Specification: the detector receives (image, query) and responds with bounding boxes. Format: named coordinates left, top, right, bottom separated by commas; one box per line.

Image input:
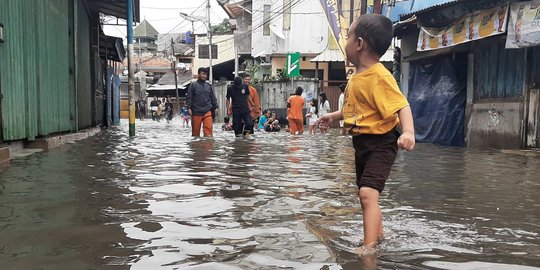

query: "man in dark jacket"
left=186, top=68, right=218, bottom=137
left=226, top=77, right=254, bottom=137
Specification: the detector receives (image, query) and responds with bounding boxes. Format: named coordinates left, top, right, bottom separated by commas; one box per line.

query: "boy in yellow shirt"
left=319, top=14, right=415, bottom=255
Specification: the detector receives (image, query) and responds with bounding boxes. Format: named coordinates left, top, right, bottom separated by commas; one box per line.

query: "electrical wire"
left=209, top=0, right=308, bottom=46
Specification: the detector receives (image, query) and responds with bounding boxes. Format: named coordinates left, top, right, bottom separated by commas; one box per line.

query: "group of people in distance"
left=137, top=96, right=174, bottom=124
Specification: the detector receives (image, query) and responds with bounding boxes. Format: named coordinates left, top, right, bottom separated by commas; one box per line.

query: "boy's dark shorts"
left=353, top=129, right=400, bottom=193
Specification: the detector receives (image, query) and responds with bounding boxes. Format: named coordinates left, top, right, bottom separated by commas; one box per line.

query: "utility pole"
left=360, top=0, right=368, bottom=15
left=207, top=0, right=213, bottom=84
left=171, top=38, right=180, bottom=115
left=127, top=0, right=135, bottom=136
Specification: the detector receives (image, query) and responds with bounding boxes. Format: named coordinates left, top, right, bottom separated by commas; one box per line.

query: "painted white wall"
left=193, top=34, right=236, bottom=76
left=251, top=0, right=328, bottom=56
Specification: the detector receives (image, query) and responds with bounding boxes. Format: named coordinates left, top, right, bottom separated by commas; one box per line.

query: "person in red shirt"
left=287, top=87, right=305, bottom=135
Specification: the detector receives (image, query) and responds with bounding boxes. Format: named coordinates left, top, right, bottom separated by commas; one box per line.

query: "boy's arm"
left=319, top=110, right=342, bottom=124
left=397, top=106, right=415, bottom=150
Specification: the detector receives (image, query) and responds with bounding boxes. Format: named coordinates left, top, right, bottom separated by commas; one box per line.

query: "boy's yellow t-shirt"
left=342, top=63, right=409, bottom=135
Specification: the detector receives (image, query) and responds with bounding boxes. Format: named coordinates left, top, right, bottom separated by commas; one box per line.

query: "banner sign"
left=319, top=0, right=347, bottom=55
left=417, top=3, right=509, bottom=51
left=506, top=0, right=540, bottom=48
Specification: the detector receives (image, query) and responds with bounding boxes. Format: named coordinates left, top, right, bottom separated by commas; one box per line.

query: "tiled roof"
left=121, top=56, right=172, bottom=69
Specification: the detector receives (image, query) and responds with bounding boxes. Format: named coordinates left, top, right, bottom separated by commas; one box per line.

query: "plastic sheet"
left=408, top=56, right=466, bottom=146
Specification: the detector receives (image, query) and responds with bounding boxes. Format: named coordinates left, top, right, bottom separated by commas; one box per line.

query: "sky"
left=103, top=0, right=228, bottom=40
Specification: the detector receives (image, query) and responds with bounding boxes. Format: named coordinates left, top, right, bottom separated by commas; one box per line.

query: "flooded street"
left=1, top=119, right=539, bottom=270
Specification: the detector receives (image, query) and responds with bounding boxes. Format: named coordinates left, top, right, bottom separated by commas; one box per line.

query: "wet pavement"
left=0, top=119, right=539, bottom=270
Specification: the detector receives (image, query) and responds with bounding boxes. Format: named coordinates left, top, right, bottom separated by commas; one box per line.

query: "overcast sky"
left=103, top=0, right=228, bottom=39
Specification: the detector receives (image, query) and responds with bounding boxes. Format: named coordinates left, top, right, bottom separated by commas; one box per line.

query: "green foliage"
left=211, top=19, right=232, bottom=34
left=245, top=60, right=260, bottom=77
left=277, top=64, right=289, bottom=82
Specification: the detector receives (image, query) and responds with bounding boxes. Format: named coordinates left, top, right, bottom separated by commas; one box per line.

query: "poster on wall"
left=506, top=0, right=540, bottom=48
left=417, top=3, right=509, bottom=51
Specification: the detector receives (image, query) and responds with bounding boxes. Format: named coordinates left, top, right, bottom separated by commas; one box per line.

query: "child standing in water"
left=306, top=99, right=319, bottom=134
left=319, top=14, right=415, bottom=255
left=180, top=103, right=190, bottom=128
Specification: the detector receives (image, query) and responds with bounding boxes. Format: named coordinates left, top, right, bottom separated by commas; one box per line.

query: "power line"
left=210, top=0, right=308, bottom=46
left=141, top=6, right=202, bottom=10
left=154, top=2, right=207, bottom=43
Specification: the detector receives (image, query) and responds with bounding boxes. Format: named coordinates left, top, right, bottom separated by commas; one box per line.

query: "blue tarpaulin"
left=408, top=55, right=466, bottom=146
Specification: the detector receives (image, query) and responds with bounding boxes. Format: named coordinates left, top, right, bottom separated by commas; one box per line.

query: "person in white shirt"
left=338, top=85, right=345, bottom=128
left=338, top=84, right=347, bottom=135
left=306, top=99, right=319, bottom=134
left=318, top=92, right=331, bottom=133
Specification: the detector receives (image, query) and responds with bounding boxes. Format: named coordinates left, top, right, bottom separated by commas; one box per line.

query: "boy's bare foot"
left=354, top=244, right=377, bottom=256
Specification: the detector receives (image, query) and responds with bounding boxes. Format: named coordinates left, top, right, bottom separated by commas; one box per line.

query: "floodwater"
left=0, top=119, right=539, bottom=270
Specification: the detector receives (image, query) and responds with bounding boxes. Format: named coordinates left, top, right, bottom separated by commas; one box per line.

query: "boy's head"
left=294, top=87, right=303, bottom=96
left=197, top=67, right=208, bottom=81
left=224, top=116, right=230, bottom=123
left=345, top=14, right=393, bottom=65
left=243, top=74, right=252, bottom=84
left=233, top=76, right=243, bottom=86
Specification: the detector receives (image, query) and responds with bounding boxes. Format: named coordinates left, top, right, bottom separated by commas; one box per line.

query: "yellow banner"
left=418, top=3, right=509, bottom=51
left=506, top=0, right=540, bottom=48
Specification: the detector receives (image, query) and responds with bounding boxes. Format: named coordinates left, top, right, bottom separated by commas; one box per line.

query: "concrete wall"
left=259, top=79, right=317, bottom=110
left=193, top=34, right=235, bottom=77
left=251, top=0, right=328, bottom=56
left=466, top=102, right=523, bottom=149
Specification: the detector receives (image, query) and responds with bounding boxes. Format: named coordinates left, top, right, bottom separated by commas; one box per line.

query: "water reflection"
left=0, top=120, right=539, bottom=269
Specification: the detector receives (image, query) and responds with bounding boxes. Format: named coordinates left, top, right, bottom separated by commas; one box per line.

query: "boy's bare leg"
left=378, top=209, right=384, bottom=243
left=356, top=187, right=381, bottom=255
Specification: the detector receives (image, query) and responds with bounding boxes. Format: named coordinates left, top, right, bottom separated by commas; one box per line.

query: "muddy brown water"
left=0, top=120, right=539, bottom=270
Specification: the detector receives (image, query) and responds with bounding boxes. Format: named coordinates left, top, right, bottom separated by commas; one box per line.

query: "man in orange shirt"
left=287, top=87, right=305, bottom=135
left=243, top=75, right=262, bottom=121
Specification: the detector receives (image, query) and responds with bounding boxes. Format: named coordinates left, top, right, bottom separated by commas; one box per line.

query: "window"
left=198, top=44, right=218, bottom=59
left=263, top=5, right=271, bottom=36
left=283, top=0, right=291, bottom=30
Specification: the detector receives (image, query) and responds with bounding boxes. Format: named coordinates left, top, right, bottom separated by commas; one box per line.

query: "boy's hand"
left=318, top=114, right=334, bottom=126
left=397, top=132, right=415, bottom=151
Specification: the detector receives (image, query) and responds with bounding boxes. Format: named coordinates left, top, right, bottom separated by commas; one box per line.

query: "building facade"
left=394, top=0, right=540, bottom=149
left=0, top=0, right=136, bottom=142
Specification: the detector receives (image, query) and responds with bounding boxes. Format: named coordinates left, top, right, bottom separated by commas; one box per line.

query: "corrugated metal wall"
left=75, top=0, right=93, bottom=129
left=474, top=39, right=526, bottom=99
left=0, top=0, right=72, bottom=140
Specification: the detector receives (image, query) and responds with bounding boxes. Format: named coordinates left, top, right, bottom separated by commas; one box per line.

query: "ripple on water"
left=2, top=119, right=539, bottom=269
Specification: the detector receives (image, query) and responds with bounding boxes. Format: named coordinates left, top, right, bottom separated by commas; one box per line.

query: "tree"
left=211, top=19, right=232, bottom=34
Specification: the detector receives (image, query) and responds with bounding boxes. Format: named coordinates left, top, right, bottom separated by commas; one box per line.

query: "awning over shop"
left=91, top=0, right=140, bottom=22
left=99, top=35, right=125, bottom=62
left=310, top=49, right=344, bottom=62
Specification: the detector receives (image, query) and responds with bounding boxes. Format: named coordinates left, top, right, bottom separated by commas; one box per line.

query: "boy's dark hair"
left=339, top=83, right=347, bottom=93
left=243, top=74, right=251, bottom=79
left=295, top=87, right=303, bottom=96
left=354, top=14, right=393, bottom=57
left=224, top=116, right=230, bottom=122
left=233, top=76, right=243, bottom=86
left=197, top=67, right=208, bottom=74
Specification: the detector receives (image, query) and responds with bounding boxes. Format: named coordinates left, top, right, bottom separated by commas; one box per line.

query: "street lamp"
left=180, top=5, right=213, bottom=84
